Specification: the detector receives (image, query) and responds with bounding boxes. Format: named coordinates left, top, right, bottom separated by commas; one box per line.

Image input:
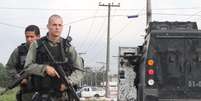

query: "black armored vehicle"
left=137, top=21, right=201, bottom=101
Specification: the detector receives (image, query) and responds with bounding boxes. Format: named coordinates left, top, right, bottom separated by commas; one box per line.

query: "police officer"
left=6, top=25, right=40, bottom=101
left=24, top=14, right=83, bottom=101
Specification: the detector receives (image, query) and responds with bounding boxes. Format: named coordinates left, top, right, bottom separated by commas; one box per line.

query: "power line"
left=78, top=7, right=100, bottom=51
left=0, top=7, right=104, bottom=11
left=1, top=12, right=201, bottom=30
left=152, top=13, right=201, bottom=16
left=153, top=7, right=201, bottom=10
left=84, top=18, right=107, bottom=53
left=183, top=10, right=201, bottom=20
left=0, top=22, right=24, bottom=29
left=0, top=7, right=201, bottom=11
left=83, top=4, right=118, bottom=53
left=1, top=12, right=200, bottom=28
left=64, top=15, right=130, bottom=26
left=110, top=21, right=133, bottom=40
left=0, top=15, right=127, bottom=30
left=87, top=45, right=106, bottom=64
left=0, top=7, right=134, bottom=11
left=111, top=7, right=141, bottom=40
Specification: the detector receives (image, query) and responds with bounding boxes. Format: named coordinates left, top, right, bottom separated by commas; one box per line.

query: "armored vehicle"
left=137, top=21, right=201, bottom=101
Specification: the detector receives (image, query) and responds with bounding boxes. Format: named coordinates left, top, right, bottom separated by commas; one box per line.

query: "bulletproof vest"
left=36, top=37, right=65, bottom=64
left=32, top=36, right=74, bottom=92
left=16, top=43, right=28, bottom=73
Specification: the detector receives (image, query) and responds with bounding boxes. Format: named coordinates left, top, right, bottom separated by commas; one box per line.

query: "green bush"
left=0, top=63, right=9, bottom=87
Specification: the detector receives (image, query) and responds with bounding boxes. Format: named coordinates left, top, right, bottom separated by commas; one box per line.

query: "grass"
left=0, top=88, right=109, bottom=101
left=0, top=88, right=17, bottom=101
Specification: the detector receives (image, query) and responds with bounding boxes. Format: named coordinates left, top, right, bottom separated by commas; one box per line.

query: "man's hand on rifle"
left=59, top=79, right=74, bottom=92
left=45, top=65, right=60, bottom=78
left=59, top=83, right=66, bottom=92
left=21, top=79, right=28, bottom=84
left=20, top=79, right=28, bottom=88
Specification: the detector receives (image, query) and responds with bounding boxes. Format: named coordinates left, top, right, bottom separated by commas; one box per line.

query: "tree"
left=96, top=71, right=106, bottom=86
left=0, top=63, right=8, bottom=87
left=82, top=67, right=106, bottom=86
left=81, top=66, right=106, bottom=87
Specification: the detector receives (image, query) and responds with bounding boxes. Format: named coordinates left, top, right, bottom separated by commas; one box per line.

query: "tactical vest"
left=31, top=36, right=74, bottom=92
left=16, top=43, right=28, bottom=73
left=16, top=43, right=34, bottom=92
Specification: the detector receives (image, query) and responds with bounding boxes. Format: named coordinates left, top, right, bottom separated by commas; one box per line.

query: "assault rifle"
left=41, top=26, right=81, bottom=101
left=42, top=42, right=80, bottom=101
left=0, top=71, right=28, bottom=95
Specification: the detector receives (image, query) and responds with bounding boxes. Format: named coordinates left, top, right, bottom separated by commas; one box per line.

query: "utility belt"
left=31, top=75, right=62, bottom=91
left=32, top=91, right=67, bottom=101
left=20, top=89, right=34, bottom=94
left=38, top=90, right=63, bottom=98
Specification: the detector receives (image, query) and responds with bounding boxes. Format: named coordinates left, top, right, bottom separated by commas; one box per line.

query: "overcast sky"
left=1, top=0, right=201, bottom=74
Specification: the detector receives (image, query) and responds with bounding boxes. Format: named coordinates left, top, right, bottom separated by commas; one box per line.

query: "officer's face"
left=47, top=17, right=63, bottom=37
left=25, top=31, right=40, bottom=45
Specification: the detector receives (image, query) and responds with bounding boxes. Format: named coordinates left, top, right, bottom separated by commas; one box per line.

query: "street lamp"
left=127, top=15, right=139, bottom=19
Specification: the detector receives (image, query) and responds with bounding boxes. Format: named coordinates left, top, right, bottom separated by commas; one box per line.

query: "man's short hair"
left=25, top=25, right=40, bottom=36
left=48, top=14, right=63, bottom=24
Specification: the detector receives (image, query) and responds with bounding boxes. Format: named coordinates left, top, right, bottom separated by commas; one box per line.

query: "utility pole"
left=146, top=0, right=152, bottom=26
left=99, top=2, right=120, bottom=98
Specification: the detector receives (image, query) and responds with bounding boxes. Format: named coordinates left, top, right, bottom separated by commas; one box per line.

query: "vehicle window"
left=84, top=88, right=89, bottom=91
left=91, top=87, right=97, bottom=91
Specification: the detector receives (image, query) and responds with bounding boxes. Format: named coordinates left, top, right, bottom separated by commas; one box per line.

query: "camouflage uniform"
left=6, top=43, right=34, bottom=101
left=24, top=36, right=84, bottom=101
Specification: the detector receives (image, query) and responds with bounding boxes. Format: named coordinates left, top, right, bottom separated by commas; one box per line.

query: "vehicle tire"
left=94, top=94, right=100, bottom=97
left=80, top=93, right=82, bottom=98
left=78, top=93, right=81, bottom=97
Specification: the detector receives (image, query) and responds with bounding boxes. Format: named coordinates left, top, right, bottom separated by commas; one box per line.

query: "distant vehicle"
left=78, top=86, right=105, bottom=98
